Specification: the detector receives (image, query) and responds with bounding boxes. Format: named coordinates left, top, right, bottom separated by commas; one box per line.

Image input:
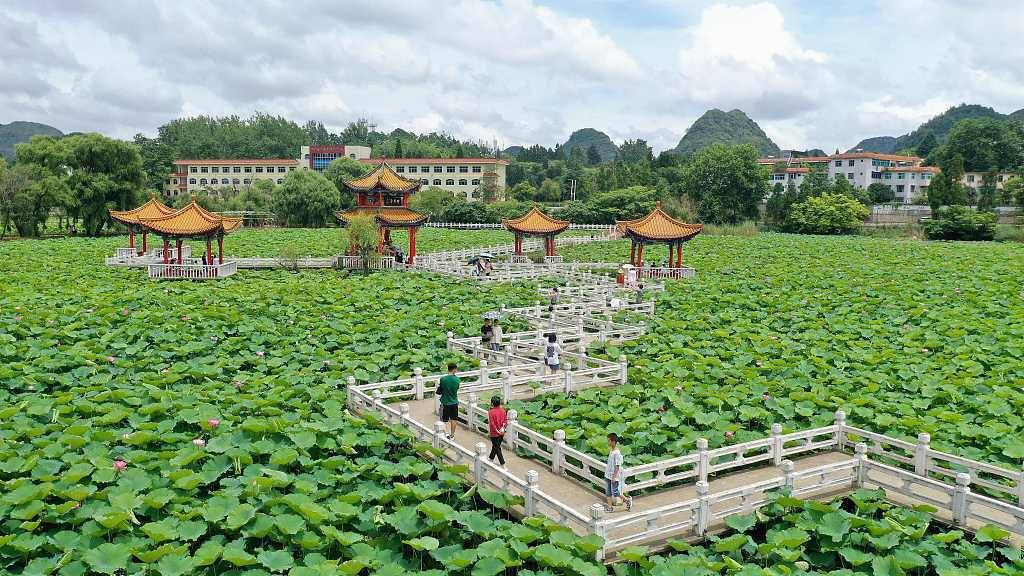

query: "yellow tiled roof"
left=343, top=161, right=420, bottom=193
left=336, top=207, right=428, bottom=227
left=616, top=202, right=703, bottom=242
left=503, top=206, right=569, bottom=235
left=138, top=199, right=243, bottom=236
left=108, top=195, right=176, bottom=226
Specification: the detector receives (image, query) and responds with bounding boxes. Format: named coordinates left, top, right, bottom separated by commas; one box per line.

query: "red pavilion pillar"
left=666, top=242, right=673, bottom=268
left=176, top=239, right=183, bottom=263
left=408, top=227, right=417, bottom=264
left=141, top=231, right=148, bottom=255
left=128, top=229, right=135, bottom=249
left=636, top=243, right=644, bottom=267
left=218, top=236, right=224, bottom=264
left=676, top=243, right=682, bottom=268
left=162, top=238, right=169, bottom=264
left=629, top=241, right=636, bottom=266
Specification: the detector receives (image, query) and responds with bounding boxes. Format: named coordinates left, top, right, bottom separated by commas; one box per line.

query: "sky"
left=2, top=0, right=1024, bottom=154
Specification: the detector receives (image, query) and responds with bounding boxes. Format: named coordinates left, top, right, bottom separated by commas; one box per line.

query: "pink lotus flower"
left=207, top=419, right=220, bottom=428
left=106, top=356, right=116, bottom=363
left=657, top=405, right=666, bottom=413
left=762, top=393, right=772, bottom=401
left=13, top=316, right=21, bottom=322
left=122, top=308, right=129, bottom=315
left=181, top=315, right=190, bottom=322
left=724, top=431, right=735, bottom=438
left=193, top=438, right=206, bottom=447
left=113, top=459, right=128, bottom=472
left=255, top=351, right=264, bottom=357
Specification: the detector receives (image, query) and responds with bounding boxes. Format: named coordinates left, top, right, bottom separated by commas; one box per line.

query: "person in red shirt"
left=487, top=395, right=508, bottom=467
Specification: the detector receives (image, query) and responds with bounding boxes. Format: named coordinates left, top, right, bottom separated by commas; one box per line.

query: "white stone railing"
left=425, top=222, right=615, bottom=232
left=336, top=255, right=401, bottom=271
left=234, top=257, right=338, bottom=269
left=637, top=266, right=696, bottom=280
left=147, top=260, right=237, bottom=280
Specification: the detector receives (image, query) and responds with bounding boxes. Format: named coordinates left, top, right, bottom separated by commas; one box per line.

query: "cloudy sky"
left=3, top=0, right=1023, bottom=153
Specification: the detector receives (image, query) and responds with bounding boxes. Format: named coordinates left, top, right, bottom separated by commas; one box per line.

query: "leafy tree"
left=536, top=178, right=562, bottom=202
left=437, top=198, right=494, bottom=223
left=343, top=214, right=379, bottom=269
left=585, top=144, right=601, bottom=166
left=410, top=186, right=457, bottom=219
left=680, top=143, right=766, bottom=224
left=507, top=181, right=537, bottom=202
left=0, top=162, right=67, bottom=237
left=922, top=206, right=996, bottom=240
left=867, top=182, right=895, bottom=204
left=936, top=117, right=1024, bottom=172
left=618, top=139, right=653, bottom=165
left=977, top=171, right=998, bottom=212
left=926, top=171, right=967, bottom=210
left=915, top=132, right=938, bottom=158
left=272, top=170, right=340, bottom=227
left=783, top=193, right=869, bottom=235
left=485, top=200, right=532, bottom=223
left=765, top=181, right=799, bottom=228
left=1001, top=175, right=1024, bottom=208
left=798, top=166, right=832, bottom=200
left=557, top=186, right=657, bottom=224
left=393, top=138, right=404, bottom=159
left=566, top=147, right=586, bottom=172
left=323, top=157, right=368, bottom=210
left=340, top=119, right=371, bottom=145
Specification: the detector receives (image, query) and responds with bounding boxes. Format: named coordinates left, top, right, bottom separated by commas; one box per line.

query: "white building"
left=761, top=152, right=937, bottom=203
left=165, top=159, right=299, bottom=196
left=359, top=157, right=509, bottom=200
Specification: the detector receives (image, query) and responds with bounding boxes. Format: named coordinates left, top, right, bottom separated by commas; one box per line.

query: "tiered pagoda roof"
left=616, top=202, right=703, bottom=242
left=108, top=194, right=176, bottom=227
left=344, top=161, right=420, bottom=193
left=138, top=199, right=243, bottom=237
left=336, top=207, right=428, bottom=228
left=503, top=206, right=569, bottom=235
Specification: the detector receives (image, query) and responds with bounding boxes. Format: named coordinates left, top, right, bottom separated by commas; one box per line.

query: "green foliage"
left=0, top=120, right=63, bottom=162
left=935, top=117, right=1024, bottom=172
left=783, top=193, right=868, bottom=235
left=618, top=139, right=653, bottom=165
left=437, top=198, right=495, bottom=223
left=506, top=181, right=537, bottom=202
left=344, top=214, right=379, bottom=265
left=674, top=109, right=781, bottom=158
left=1001, top=175, right=1024, bottom=208
left=272, top=170, right=340, bottom=227
left=562, top=128, right=618, bottom=163
left=680, top=143, right=766, bottom=224
left=898, top=103, right=1007, bottom=151
left=557, top=186, right=657, bottom=224
left=868, top=182, right=896, bottom=204
left=322, top=157, right=369, bottom=211
left=410, top=186, right=458, bottom=219
left=923, top=206, right=997, bottom=240
left=926, top=171, right=968, bottom=210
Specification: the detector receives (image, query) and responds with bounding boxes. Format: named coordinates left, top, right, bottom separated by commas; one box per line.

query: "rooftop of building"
left=883, top=166, right=940, bottom=173
left=358, top=157, right=509, bottom=165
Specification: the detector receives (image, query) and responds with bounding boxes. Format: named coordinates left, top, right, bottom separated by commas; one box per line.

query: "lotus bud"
left=207, top=419, right=220, bottom=428
left=107, top=356, right=116, bottom=363
left=113, top=459, right=128, bottom=472
left=724, top=431, right=735, bottom=438
left=193, top=438, right=206, bottom=447
left=256, top=351, right=265, bottom=357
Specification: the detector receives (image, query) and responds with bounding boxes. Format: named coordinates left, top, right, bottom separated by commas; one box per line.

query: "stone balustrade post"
left=1018, top=466, right=1024, bottom=507
left=474, top=441, right=487, bottom=484
left=913, top=432, right=931, bottom=476
left=771, top=423, right=784, bottom=466
left=854, top=442, right=868, bottom=488
left=446, top=331, right=455, bottom=351
left=552, top=429, right=566, bottom=475
left=525, top=470, right=539, bottom=516
left=468, top=393, right=479, bottom=433
left=502, top=373, right=512, bottom=402
left=563, top=363, right=573, bottom=395
left=534, top=300, right=541, bottom=319
left=479, top=360, right=488, bottom=389
left=413, top=367, right=424, bottom=400
left=399, top=402, right=410, bottom=427
left=588, top=504, right=606, bottom=560
left=433, top=421, right=445, bottom=450
left=696, top=438, right=710, bottom=483
left=834, top=410, right=847, bottom=450
left=372, top=389, right=384, bottom=413
left=782, top=460, right=795, bottom=489
left=952, top=473, right=971, bottom=526
left=695, top=480, right=710, bottom=537
left=507, top=409, right=519, bottom=449
left=345, top=376, right=357, bottom=409
left=618, top=355, right=628, bottom=385
left=503, top=343, right=511, bottom=366
left=577, top=316, right=585, bottom=340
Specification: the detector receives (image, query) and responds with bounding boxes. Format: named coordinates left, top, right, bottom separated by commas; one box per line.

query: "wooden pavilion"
left=108, top=193, right=176, bottom=257
left=616, top=202, right=702, bottom=274
left=136, top=197, right=243, bottom=279
left=502, top=206, right=569, bottom=262
left=336, top=161, right=427, bottom=264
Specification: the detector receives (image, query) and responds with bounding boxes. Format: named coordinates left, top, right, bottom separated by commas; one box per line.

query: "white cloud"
left=674, top=2, right=831, bottom=118
left=856, top=96, right=953, bottom=134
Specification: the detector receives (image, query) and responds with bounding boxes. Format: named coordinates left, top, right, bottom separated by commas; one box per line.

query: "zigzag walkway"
left=349, top=246, right=1024, bottom=558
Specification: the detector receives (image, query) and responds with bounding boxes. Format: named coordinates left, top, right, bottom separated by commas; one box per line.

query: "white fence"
left=426, top=222, right=615, bottom=232
left=147, top=260, right=238, bottom=280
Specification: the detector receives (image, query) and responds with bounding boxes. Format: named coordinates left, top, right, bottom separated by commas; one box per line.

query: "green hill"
left=1008, top=108, right=1024, bottom=125
left=849, top=104, right=1007, bottom=154
left=561, top=128, right=618, bottom=163
left=0, top=121, right=63, bottom=161
left=674, top=109, right=780, bottom=158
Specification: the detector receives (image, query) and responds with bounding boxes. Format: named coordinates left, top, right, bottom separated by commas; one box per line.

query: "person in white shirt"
left=545, top=333, right=562, bottom=373
left=604, top=432, right=632, bottom=512
left=491, top=319, right=503, bottom=351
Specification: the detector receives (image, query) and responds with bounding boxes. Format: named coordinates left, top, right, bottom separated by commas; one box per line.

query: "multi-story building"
left=165, top=147, right=508, bottom=200
left=358, top=157, right=509, bottom=200
left=760, top=152, right=936, bottom=203
left=165, top=159, right=300, bottom=196
left=961, top=171, right=1018, bottom=192
left=300, top=145, right=372, bottom=171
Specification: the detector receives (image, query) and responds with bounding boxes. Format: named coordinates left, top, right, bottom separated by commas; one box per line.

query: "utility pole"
left=570, top=179, right=577, bottom=201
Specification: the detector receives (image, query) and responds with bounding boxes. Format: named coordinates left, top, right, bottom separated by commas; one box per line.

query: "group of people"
left=475, top=258, right=492, bottom=276
left=480, top=318, right=503, bottom=351
left=435, top=357, right=632, bottom=513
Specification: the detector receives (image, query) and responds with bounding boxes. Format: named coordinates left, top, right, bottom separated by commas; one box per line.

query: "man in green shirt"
left=438, top=363, right=461, bottom=439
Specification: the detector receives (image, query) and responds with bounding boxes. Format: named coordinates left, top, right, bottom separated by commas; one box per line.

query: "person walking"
left=487, top=395, right=507, bottom=467
left=549, top=287, right=560, bottom=309
left=481, top=319, right=494, bottom=352
left=438, top=363, right=461, bottom=440
left=491, top=319, right=503, bottom=352
left=634, top=283, right=645, bottom=305
left=604, top=432, right=632, bottom=512
left=544, top=333, right=562, bottom=373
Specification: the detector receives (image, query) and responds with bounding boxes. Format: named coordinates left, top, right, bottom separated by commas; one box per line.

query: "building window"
left=255, top=167, right=264, bottom=173
left=446, top=179, right=455, bottom=185
left=266, top=167, right=275, bottom=173
left=233, top=178, right=240, bottom=185
left=199, top=178, right=207, bottom=185
left=349, top=154, right=356, bottom=158
left=201, top=167, right=209, bottom=173
left=189, top=178, right=196, bottom=184
left=190, top=166, right=198, bottom=173
left=471, top=179, right=480, bottom=185
left=834, top=160, right=842, bottom=167
left=884, top=173, right=892, bottom=179
left=966, top=174, right=975, bottom=182
left=420, top=179, right=429, bottom=184
left=303, top=154, right=309, bottom=159
left=289, top=167, right=295, bottom=171
left=396, top=166, right=405, bottom=172
left=221, top=178, right=229, bottom=184
left=212, top=167, right=219, bottom=173
left=277, top=167, right=286, bottom=173
left=408, top=166, right=418, bottom=173
left=277, top=179, right=283, bottom=184
left=472, top=166, right=481, bottom=173
left=896, top=185, right=905, bottom=193
left=898, top=173, right=905, bottom=180
left=233, top=166, right=241, bottom=173
left=459, top=166, right=468, bottom=173
left=433, top=179, right=442, bottom=185
left=433, top=166, right=442, bottom=173
left=421, top=166, right=429, bottom=173
left=847, top=160, right=854, bottom=166
left=222, top=166, right=230, bottom=173
left=446, top=166, right=455, bottom=173
left=243, top=178, right=251, bottom=185
left=244, top=167, right=252, bottom=173
left=458, top=179, right=468, bottom=185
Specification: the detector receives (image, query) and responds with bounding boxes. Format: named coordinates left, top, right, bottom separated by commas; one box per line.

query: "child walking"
left=604, top=432, right=632, bottom=512
left=487, top=396, right=507, bottom=467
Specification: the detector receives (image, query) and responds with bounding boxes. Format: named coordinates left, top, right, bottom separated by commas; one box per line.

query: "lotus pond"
left=1, top=230, right=1022, bottom=575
